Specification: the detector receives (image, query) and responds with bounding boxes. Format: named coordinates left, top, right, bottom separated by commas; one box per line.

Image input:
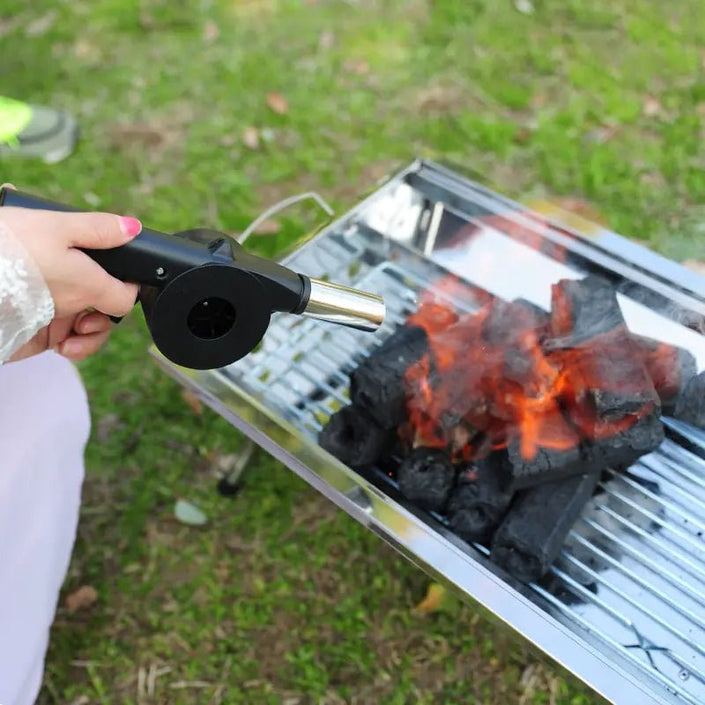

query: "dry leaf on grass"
left=203, top=20, right=219, bottom=42
left=266, top=92, right=289, bottom=114
left=642, top=95, right=662, bottom=117
left=343, top=58, right=370, bottom=75
left=412, top=582, right=447, bottom=613
left=319, top=29, right=334, bottom=50
left=181, top=389, right=203, bottom=415
left=242, top=126, right=260, bottom=150
left=65, top=585, right=98, bottom=613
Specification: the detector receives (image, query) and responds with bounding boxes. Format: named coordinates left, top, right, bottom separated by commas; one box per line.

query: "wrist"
left=0, top=218, right=55, bottom=363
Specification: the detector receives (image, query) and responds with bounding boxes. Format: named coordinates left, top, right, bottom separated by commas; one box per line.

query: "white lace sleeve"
left=0, top=220, right=54, bottom=363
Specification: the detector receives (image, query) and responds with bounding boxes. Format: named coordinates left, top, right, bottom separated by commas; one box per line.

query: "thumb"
left=54, top=210, right=142, bottom=249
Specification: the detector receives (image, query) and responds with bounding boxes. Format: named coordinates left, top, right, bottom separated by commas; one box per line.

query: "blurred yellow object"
left=413, top=582, right=448, bottom=614
left=525, top=197, right=609, bottom=238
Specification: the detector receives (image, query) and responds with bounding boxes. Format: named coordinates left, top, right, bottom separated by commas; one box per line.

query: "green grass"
left=2, top=0, right=704, bottom=702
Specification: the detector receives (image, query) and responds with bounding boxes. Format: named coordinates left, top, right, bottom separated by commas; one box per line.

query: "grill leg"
left=216, top=439, right=255, bottom=497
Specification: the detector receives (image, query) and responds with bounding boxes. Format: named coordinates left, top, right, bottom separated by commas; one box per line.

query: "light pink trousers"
left=0, top=351, right=89, bottom=705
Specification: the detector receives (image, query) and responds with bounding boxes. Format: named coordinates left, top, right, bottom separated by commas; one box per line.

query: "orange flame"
left=401, top=279, right=654, bottom=465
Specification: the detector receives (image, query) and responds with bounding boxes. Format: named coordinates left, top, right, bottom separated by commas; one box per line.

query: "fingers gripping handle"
left=0, top=188, right=216, bottom=325
left=0, top=188, right=204, bottom=287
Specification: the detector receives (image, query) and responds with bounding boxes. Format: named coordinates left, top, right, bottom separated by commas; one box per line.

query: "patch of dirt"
left=412, top=81, right=482, bottom=117
left=249, top=158, right=399, bottom=220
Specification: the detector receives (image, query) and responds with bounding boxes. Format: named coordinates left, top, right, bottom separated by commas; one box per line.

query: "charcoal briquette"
left=495, top=439, right=584, bottom=492
left=674, top=371, right=705, bottom=429
left=318, top=405, right=393, bottom=469
left=490, top=469, right=601, bottom=583
left=550, top=275, right=624, bottom=342
left=483, top=298, right=542, bottom=346
left=512, top=298, right=550, bottom=325
left=582, top=411, right=665, bottom=472
left=397, top=447, right=456, bottom=512
left=548, top=277, right=660, bottom=423
left=630, top=335, right=698, bottom=414
left=350, top=325, right=428, bottom=429
left=447, top=461, right=514, bottom=543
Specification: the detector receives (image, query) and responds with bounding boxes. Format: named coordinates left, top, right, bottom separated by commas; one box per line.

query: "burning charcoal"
left=483, top=298, right=542, bottom=346
left=674, top=371, right=705, bottom=429
left=513, top=298, right=550, bottom=324
left=397, top=447, right=456, bottom=512
left=582, top=412, right=665, bottom=472
left=447, top=461, right=514, bottom=543
left=491, top=470, right=601, bottom=583
left=547, top=277, right=660, bottom=427
left=350, top=325, right=428, bottom=429
left=630, top=335, right=698, bottom=414
left=549, top=275, right=624, bottom=342
left=319, top=405, right=393, bottom=469
left=495, top=438, right=584, bottom=492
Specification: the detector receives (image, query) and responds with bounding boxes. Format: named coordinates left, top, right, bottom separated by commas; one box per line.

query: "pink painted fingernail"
left=119, top=216, right=142, bottom=237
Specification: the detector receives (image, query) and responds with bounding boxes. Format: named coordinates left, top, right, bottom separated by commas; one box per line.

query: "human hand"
left=9, top=309, right=115, bottom=362
left=0, top=202, right=141, bottom=319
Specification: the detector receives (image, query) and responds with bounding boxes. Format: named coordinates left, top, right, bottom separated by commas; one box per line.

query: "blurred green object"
left=0, top=96, right=78, bottom=163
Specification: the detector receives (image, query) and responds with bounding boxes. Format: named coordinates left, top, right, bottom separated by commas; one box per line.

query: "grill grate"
left=221, top=225, right=705, bottom=705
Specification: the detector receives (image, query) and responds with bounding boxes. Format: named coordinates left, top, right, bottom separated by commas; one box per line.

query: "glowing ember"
left=402, top=276, right=661, bottom=465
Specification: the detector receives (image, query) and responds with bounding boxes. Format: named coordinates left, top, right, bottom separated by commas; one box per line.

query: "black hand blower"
left=0, top=188, right=386, bottom=370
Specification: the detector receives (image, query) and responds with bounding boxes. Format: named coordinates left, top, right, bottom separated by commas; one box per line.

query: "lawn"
left=2, top=0, right=704, bottom=703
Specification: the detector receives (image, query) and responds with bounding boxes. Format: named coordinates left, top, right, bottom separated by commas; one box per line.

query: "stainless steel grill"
left=155, top=160, right=705, bottom=705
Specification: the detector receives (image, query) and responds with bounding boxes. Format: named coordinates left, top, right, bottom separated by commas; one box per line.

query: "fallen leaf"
left=242, top=126, right=260, bottom=150
left=412, top=582, right=447, bottom=613
left=174, top=499, right=208, bottom=526
left=343, top=58, right=370, bottom=75
left=642, top=95, right=662, bottom=117
left=73, top=38, right=101, bottom=62
left=181, top=388, right=203, bottom=415
left=266, top=92, right=289, bottom=114
left=65, top=585, right=98, bottom=613
left=318, top=29, right=334, bottom=50
left=69, top=696, right=90, bottom=705
left=683, top=259, right=705, bottom=275
left=530, top=92, right=548, bottom=110
left=514, top=126, right=533, bottom=144
left=203, top=20, right=219, bottom=42
left=25, top=10, right=57, bottom=37
left=252, top=219, right=281, bottom=235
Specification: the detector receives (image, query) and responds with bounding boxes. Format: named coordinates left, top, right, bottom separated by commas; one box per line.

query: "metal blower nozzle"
left=301, top=278, right=386, bottom=332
